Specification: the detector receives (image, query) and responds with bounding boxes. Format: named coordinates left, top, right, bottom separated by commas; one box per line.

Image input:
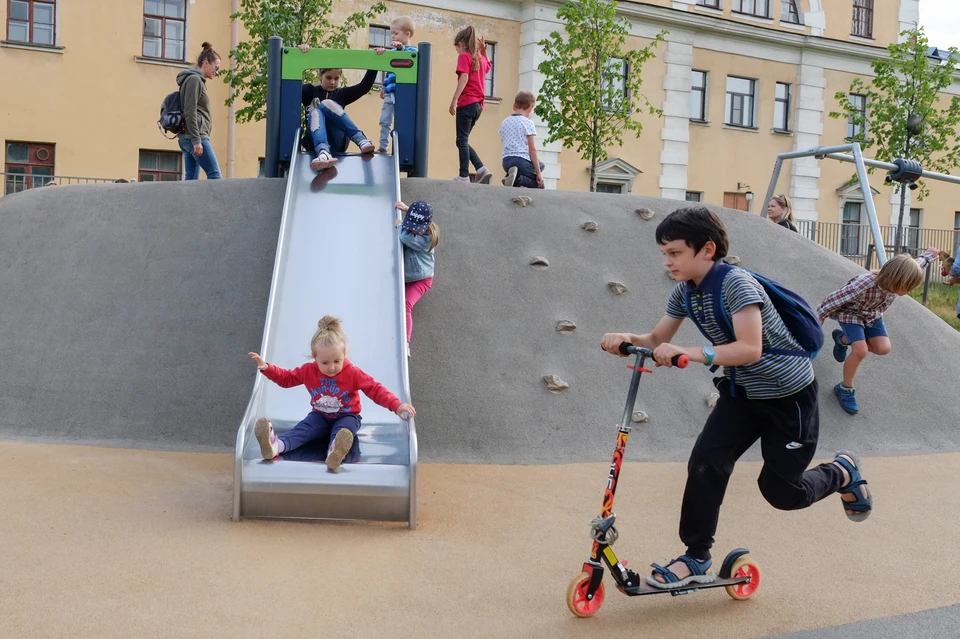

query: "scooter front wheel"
left=566, top=571, right=605, bottom=617
left=724, top=556, right=761, bottom=600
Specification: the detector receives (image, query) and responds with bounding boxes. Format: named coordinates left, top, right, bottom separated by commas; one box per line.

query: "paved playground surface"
left=2, top=180, right=959, bottom=637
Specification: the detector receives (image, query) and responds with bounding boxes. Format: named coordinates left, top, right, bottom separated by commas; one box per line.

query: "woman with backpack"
left=176, top=42, right=222, bottom=180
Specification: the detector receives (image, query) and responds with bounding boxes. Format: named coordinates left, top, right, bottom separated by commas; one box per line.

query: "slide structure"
left=232, top=134, right=417, bottom=528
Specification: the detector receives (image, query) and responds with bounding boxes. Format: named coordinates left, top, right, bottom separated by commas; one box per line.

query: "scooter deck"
left=618, top=575, right=750, bottom=597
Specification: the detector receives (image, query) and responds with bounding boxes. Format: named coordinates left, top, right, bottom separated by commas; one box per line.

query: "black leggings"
left=455, top=101, right=484, bottom=177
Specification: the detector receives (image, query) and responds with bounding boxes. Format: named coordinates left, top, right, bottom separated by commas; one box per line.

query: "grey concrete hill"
left=2, top=179, right=958, bottom=463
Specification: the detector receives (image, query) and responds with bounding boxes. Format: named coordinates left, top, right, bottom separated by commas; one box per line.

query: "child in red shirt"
left=449, top=26, right=492, bottom=184
left=248, top=315, right=416, bottom=471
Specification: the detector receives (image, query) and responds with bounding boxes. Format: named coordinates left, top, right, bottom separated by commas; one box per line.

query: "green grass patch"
left=910, top=282, right=960, bottom=330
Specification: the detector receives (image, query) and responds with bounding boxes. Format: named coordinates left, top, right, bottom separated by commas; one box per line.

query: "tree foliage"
left=535, top=0, right=665, bottom=191
left=224, top=0, right=385, bottom=123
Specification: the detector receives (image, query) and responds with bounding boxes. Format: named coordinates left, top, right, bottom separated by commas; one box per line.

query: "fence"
left=2, top=172, right=120, bottom=197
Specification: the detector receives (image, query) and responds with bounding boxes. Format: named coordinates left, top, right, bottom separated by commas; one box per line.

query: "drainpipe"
left=226, top=0, right=239, bottom=177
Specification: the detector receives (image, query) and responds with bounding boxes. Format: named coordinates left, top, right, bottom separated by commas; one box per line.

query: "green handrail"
left=280, top=47, right=418, bottom=82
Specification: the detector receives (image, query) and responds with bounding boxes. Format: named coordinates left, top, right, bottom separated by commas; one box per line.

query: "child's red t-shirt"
left=455, top=51, right=491, bottom=108
left=261, top=359, right=401, bottom=416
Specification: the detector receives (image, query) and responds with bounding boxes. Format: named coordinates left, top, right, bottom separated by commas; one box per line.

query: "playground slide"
left=232, top=135, right=417, bottom=528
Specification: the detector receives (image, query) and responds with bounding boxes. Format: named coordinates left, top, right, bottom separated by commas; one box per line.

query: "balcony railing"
left=2, top=172, right=122, bottom=197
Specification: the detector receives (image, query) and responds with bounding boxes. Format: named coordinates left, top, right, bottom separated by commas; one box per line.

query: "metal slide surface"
left=233, top=140, right=417, bottom=528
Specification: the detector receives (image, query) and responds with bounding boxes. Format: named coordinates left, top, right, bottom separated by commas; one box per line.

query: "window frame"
left=905, top=208, right=921, bottom=251
left=697, top=0, right=721, bottom=8
left=852, top=0, right=873, bottom=38
left=725, top=76, right=757, bottom=129
left=685, top=191, right=704, bottom=202
left=4, top=140, right=55, bottom=194
left=367, top=24, right=391, bottom=85
left=142, top=0, right=187, bottom=62
left=780, top=0, right=802, bottom=24
left=733, top=0, right=770, bottom=19
left=773, top=82, right=791, bottom=132
left=841, top=201, right=863, bottom=256
left=596, top=182, right=624, bottom=194
left=484, top=41, right=498, bottom=99
left=6, top=0, right=57, bottom=46
left=138, top=149, right=182, bottom=182
left=847, top=93, right=867, bottom=140
left=602, top=57, right=629, bottom=113
left=690, top=70, right=708, bottom=122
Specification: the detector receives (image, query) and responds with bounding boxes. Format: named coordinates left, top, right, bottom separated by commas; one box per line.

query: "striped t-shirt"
left=665, top=264, right=815, bottom=399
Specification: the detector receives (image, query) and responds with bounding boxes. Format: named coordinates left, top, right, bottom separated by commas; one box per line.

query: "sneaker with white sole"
left=325, top=429, right=354, bottom=472
left=356, top=138, right=375, bottom=154
left=503, top=166, right=518, bottom=187
left=310, top=150, right=338, bottom=171
left=452, top=176, right=470, bottom=183
left=254, top=417, right=280, bottom=460
left=475, top=166, right=492, bottom=184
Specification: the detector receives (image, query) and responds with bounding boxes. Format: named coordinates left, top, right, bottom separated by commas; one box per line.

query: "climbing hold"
left=544, top=375, right=569, bottom=393
left=631, top=411, right=649, bottom=423
left=556, top=320, right=577, bottom=332
left=608, top=281, right=627, bottom=295
left=512, top=196, right=533, bottom=207
left=707, top=392, right=720, bottom=408
left=582, top=221, right=598, bottom=233
left=636, top=208, right=655, bottom=221
left=530, top=256, right=550, bottom=269
left=723, top=255, right=741, bottom=266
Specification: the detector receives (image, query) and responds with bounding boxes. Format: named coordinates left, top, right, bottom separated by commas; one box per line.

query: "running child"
left=249, top=315, right=416, bottom=471
left=449, top=26, right=492, bottom=184
left=377, top=17, right=419, bottom=154
left=394, top=200, right=438, bottom=348
left=818, top=246, right=938, bottom=415
left=600, top=207, right=871, bottom=591
left=498, top=91, right=544, bottom=188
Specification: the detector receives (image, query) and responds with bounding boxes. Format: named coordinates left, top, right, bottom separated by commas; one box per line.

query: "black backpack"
left=158, top=87, right=184, bottom=138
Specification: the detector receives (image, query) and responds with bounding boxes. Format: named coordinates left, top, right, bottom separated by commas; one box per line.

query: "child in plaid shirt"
left=817, top=247, right=938, bottom=414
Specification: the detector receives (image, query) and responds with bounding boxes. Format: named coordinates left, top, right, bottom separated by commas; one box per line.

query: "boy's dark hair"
left=655, top=207, right=729, bottom=260
left=514, top=91, right=535, bottom=110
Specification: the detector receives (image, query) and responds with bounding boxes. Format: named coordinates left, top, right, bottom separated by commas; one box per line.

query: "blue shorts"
left=839, top=318, right=887, bottom=343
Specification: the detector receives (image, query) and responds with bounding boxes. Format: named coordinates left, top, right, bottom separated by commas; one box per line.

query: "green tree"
left=535, top=0, right=665, bottom=192
left=830, top=27, right=960, bottom=252
left=224, top=0, right=385, bottom=124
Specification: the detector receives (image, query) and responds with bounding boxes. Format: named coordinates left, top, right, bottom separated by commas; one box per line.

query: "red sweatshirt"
left=260, top=359, right=402, bottom=416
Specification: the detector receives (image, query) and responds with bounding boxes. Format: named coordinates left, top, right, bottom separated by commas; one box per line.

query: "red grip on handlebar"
left=674, top=354, right=689, bottom=369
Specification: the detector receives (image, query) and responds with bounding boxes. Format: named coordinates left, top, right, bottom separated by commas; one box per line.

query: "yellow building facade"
left=2, top=0, right=957, bottom=237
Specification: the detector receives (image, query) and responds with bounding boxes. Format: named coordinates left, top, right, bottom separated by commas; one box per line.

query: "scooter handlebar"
left=618, top=342, right=689, bottom=368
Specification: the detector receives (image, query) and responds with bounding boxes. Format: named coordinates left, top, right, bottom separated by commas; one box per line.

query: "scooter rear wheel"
left=724, top=556, right=761, bottom=600
left=566, top=571, right=605, bottom=617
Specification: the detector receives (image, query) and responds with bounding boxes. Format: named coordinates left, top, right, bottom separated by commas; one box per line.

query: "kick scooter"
left=566, top=343, right=761, bottom=617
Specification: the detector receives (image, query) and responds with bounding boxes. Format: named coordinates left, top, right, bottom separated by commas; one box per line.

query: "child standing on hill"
left=498, top=91, right=544, bottom=188
left=601, top=207, right=871, bottom=591
left=377, top=17, right=419, bottom=154
left=450, top=26, right=492, bottom=184
left=394, top=201, right=438, bottom=348
left=249, top=316, right=416, bottom=471
left=818, top=247, right=938, bottom=415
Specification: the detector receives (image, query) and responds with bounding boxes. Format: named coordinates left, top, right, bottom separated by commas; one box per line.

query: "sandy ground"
left=1, top=441, right=958, bottom=639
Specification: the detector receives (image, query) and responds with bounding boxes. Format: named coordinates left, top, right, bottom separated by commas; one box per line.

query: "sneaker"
left=255, top=417, right=280, bottom=460
left=325, top=429, right=354, bottom=472
left=376, top=148, right=388, bottom=154
left=310, top=150, right=338, bottom=171
left=834, top=383, right=859, bottom=415
left=452, top=176, right=470, bottom=183
left=475, top=166, right=493, bottom=184
left=503, top=166, right=518, bottom=187
left=831, top=329, right=849, bottom=363
left=356, top=138, right=375, bottom=154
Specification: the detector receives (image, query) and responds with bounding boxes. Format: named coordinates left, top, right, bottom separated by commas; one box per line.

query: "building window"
left=847, top=93, right=867, bottom=140
left=852, top=0, right=873, bottom=38
left=602, top=58, right=628, bottom=112
left=774, top=82, right=791, bottom=131
left=484, top=42, right=498, bottom=98
left=685, top=191, right=703, bottom=202
left=781, top=0, right=802, bottom=23
left=725, top=76, right=756, bottom=128
left=596, top=183, right=623, bottom=194
left=4, top=141, right=54, bottom=194
left=143, top=0, right=186, bottom=61
left=138, top=150, right=182, bottom=181
left=697, top=0, right=721, bottom=8
left=733, top=0, right=770, bottom=18
left=368, top=25, right=391, bottom=84
left=904, top=208, right=921, bottom=251
left=690, top=70, right=708, bottom=122
left=841, top=201, right=862, bottom=255
left=7, top=0, right=57, bottom=46
left=258, top=158, right=265, bottom=177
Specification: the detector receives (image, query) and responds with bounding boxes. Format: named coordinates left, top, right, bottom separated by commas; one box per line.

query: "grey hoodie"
left=176, top=68, right=212, bottom=143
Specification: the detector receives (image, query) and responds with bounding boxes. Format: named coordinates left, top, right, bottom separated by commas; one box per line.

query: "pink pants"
left=405, top=277, right=433, bottom=342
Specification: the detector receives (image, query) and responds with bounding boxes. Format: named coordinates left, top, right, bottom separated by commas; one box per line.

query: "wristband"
left=702, top=345, right=716, bottom=367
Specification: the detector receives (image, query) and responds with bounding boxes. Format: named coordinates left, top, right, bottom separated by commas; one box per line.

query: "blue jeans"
left=502, top=156, right=544, bottom=189
left=952, top=260, right=960, bottom=317
left=178, top=137, right=222, bottom=180
left=839, top=318, right=887, bottom=344
left=308, top=101, right=365, bottom=155
left=279, top=411, right=361, bottom=462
